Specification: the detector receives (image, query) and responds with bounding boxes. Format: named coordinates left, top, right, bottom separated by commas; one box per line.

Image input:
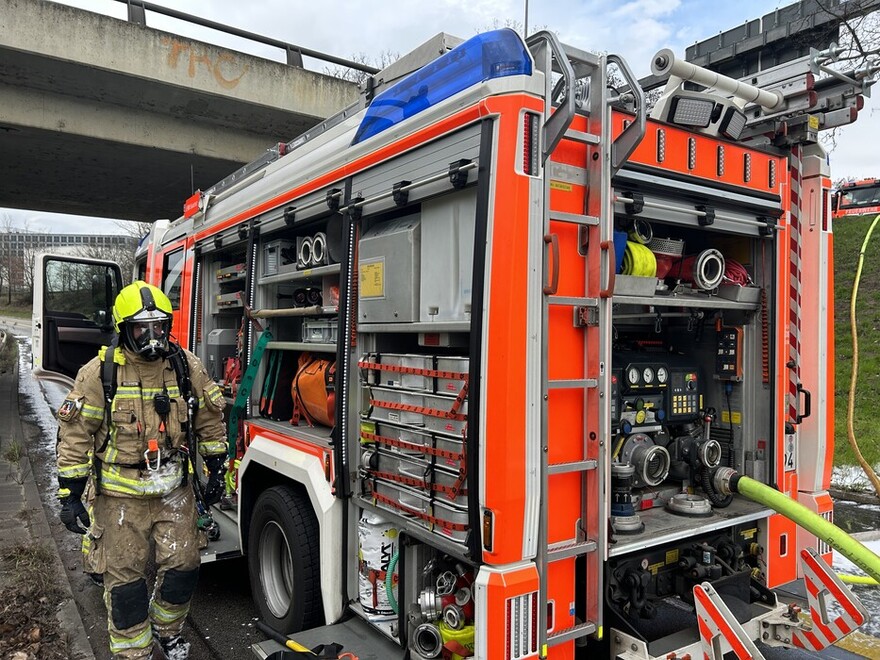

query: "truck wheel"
left=248, top=486, right=324, bottom=632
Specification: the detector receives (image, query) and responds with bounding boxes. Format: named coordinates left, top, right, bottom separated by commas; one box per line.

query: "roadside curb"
left=19, top=448, right=97, bottom=660
left=2, top=333, right=97, bottom=660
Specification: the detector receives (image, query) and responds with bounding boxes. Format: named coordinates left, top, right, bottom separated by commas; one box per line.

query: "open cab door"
left=32, top=254, right=123, bottom=388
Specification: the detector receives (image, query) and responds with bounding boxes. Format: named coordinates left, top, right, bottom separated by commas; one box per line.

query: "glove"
left=58, top=476, right=89, bottom=534
left=60, top=498, right=90, bottom=534
left=203, top=455, right=226, bottom=506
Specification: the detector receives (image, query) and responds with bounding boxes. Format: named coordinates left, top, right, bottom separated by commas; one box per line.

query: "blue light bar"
left=352, top=29, right=532, bottom=145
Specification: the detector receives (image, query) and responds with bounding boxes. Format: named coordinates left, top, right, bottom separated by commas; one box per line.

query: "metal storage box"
left=359, top=420, right=465, bottom=471
left=358, top=215, right=420, bottom=323
left=718, top=285, right=762, bottom=303
left=368, top=480, right=469, bottom=543
left=215, top=291, right=244, bottom=309
left=613, top=274, right=657, bottom=297
left=362, top=449, right=466, bottom=506
left=360, top=354, right=469, bottom=396
left=436, top=356, right=469, bottom=395
left=366, top=387, right=468, bottom=436
left=215, top=263, right=246, bottom=282
left=263, top=239, right=294, bottom=276
left=206, top=329, right=237, bottom=375
left=361, top=353, right=434, bottom=391
left=419, top=190, right=476, bottom=322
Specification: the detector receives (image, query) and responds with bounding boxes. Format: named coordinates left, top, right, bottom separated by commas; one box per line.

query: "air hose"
left=385, top=549, right=400, bottom=615
left=713, top=468, right=880, bottom=583
left=846, top=214, right=880, bottom=498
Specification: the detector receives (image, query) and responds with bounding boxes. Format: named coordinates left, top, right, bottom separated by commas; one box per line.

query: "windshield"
left=839, top=184, right=880, bottom=208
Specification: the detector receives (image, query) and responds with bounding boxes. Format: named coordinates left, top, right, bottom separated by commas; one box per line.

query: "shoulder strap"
left=96, top=335, right=119, bottom=454
left=168, top=344, right=196, bottom=414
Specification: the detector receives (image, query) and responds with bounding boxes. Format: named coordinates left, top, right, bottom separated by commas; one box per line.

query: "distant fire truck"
left=33, top=27, right=879, bottom=660
left=832, top=178, right=880, bottom=219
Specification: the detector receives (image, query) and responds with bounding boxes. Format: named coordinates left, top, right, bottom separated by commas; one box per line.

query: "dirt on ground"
left=0, top=541, right=72, bottom=660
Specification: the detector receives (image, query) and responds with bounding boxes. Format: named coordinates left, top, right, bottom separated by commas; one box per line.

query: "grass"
left=833, top=215, right=880, bottom=468
left=0, top=329, right=17, bottom=375
left=0, top=303, right=31, bottom=320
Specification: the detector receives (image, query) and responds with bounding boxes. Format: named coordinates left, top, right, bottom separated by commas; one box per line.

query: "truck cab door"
left=32, top=254, right=123, bottom=387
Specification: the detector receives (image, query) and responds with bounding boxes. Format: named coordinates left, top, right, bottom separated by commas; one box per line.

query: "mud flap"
left=693, top=582, right=764, bottom=659
left=790, top=547, right=869, bottom=651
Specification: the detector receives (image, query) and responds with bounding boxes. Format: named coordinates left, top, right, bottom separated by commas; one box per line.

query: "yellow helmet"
left=112, top=281, right=173, bottom=359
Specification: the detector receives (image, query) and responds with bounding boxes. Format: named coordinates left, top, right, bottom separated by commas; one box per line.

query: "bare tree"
left=0, top=213, right=33, bottom=305
left=74, top=221, right=148, bottom=287
left=323, top=50, right=400, bottom=86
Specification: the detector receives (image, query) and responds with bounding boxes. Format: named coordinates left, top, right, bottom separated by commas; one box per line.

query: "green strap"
left=266, top=349, right=284, bottom=415
left=260, top=349, right=279, bottom=405
left=227, top=328, right=273, bottom=458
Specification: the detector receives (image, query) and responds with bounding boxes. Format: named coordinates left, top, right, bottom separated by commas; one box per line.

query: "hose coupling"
left=713, top=466, right=738, bottom=496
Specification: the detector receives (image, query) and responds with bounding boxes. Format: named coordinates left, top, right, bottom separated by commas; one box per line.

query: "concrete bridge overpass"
left=0, top=0, right=362, bottom=221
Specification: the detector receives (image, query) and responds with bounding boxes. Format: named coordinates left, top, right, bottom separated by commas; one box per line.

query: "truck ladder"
left=530, top=32, right=647, bottom=654
left=528, top=33, right=605, bottom=656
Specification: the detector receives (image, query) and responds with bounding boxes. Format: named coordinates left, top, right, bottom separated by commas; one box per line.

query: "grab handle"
left=599, top=240, right=616, bottom=298
left=796, top=384, right=812, bottom=424
left=544, top=234, right=560, bottom=295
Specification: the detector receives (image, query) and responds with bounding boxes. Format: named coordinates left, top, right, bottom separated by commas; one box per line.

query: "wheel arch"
left=239, top=435, right=344, bottom=624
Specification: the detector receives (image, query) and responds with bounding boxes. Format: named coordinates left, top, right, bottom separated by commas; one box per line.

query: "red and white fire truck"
left=33, top=27, right=879, bottom=660
left=832, top=177, right=880, bottom=219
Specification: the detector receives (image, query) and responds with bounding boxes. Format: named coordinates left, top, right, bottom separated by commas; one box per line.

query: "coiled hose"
left=846, top=214, right=880, bottom=498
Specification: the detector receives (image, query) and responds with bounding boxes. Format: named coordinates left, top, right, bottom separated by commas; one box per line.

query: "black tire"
left=247, top=485, right=324, bottom=632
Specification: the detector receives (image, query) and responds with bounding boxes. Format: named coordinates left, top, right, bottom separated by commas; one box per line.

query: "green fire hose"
left=715, top=469, right=880, bottom=583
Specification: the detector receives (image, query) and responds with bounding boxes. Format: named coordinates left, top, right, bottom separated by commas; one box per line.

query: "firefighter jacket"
left=56, top=344, right=227, bottom=498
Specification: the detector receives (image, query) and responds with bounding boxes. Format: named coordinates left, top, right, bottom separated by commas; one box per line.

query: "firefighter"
left=55, top=281, right=227, bottom=659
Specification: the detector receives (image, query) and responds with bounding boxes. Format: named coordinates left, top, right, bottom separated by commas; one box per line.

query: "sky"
left=6, top=0, right=880, bottom=233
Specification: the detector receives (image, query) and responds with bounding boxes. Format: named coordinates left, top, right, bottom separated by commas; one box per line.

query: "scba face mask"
left=125, top=318, right=171, bottom=360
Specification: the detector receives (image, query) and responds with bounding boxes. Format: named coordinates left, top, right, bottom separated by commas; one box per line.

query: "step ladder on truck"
left=31, top=25, right=880, bottom=660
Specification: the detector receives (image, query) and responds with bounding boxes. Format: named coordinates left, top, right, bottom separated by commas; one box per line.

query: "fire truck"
left=831, top=178, right=880, bottom=219
left=32, top=27, right=880, bottom=660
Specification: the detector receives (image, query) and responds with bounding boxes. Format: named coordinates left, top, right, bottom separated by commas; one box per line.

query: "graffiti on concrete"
left=161, top=37, right=250, bottom=89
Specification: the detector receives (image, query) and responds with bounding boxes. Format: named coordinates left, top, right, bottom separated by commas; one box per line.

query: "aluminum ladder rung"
left=548, top=296, right=598, bottom=307
left=564, top=128, right=601, bottom=145
left=548, top=378, right=597, bottom=390
left=548, top=459, right=598, bottom=475
left=550, top=211, right=599, bottom=226
left=547, top=539, right=597, bottom=561
left=547, top=621, right=598, bottom=647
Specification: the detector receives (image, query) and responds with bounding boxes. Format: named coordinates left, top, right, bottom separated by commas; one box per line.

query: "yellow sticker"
left=648, top=561, right=664, bottom=575
left=721, top=410, right=743, bottom=425
left=666, top=549, right=679, bottom=564
left=549, top=180, right=573, bottom=192
left=808, top=115, right=820, bottom=130
left=359, top=260, right=385, bottom=298
left=741, top=528, right=757, bottom=539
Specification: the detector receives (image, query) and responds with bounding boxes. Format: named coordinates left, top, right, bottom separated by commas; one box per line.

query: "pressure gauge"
left=642, top=367, right=654, bottom=384
left=657, top=367, right=668, bottom=384
left=627, top=366, right=640, bottom=385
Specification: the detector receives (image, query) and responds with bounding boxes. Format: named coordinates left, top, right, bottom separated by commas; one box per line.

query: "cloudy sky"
left=6, top=0, right=880, bottom=233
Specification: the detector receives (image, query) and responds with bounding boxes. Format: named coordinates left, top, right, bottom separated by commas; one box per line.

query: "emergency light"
left=353, top=29, right=533, bottom=145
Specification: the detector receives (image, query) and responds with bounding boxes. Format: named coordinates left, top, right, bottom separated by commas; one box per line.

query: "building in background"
left=0, top=231, right=138, bottom=303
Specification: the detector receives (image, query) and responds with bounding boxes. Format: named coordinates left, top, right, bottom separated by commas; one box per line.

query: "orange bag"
left=291, top=352, right=336, bottom=427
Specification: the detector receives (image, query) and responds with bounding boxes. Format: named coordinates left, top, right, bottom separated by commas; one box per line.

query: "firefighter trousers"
left=90, top=484, right=201, bottom=658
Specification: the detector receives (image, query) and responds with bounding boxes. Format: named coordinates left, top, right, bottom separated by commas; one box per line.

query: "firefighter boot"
left=158, top=635, right=190, bottom=659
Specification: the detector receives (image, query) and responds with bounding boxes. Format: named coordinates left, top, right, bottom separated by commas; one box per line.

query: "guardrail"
left=115, top=0, right=379, bottom=74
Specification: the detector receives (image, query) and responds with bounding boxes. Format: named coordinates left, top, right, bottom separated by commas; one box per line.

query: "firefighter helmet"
left=112, top=281, right=173, bottom=360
